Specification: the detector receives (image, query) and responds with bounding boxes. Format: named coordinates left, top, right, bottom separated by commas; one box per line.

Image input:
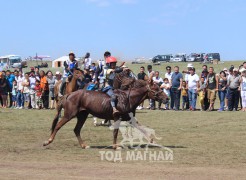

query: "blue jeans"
left=218, top=90, right=226, bottom=110
left=188, top=89, right=197, bottom=109
left=17, top=90, right=24, bottom=107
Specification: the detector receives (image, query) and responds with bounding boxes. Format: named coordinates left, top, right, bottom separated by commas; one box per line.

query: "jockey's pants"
left=106, top=89, right=116, bottom=108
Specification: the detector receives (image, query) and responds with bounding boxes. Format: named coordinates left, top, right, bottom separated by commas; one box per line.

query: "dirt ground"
left=1, top=103, right=246, bottom=179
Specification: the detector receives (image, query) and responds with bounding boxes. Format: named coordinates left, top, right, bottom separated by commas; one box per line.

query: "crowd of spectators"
left=0, top=67, right=62, bottom=109
left=137, top=61, right=246, bottom=112
left=1, top=61, right=246, bottom=112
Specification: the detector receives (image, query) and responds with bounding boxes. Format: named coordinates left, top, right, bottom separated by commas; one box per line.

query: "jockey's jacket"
left=96, top=65, right=123, bottom=89
left=63, top=59, right=78, bottom=77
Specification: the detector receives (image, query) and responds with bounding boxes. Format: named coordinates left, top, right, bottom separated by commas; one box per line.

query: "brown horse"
left=43, top=79, right=169, bottom=149
left=54, top=69, right=84, bottom=107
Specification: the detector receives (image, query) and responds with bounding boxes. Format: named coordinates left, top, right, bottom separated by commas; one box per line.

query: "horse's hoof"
left=43, top=141, right=49, bottom=146
left=116, top=146, right=122, bottom=151
left=81, top=145, right=90, bottom=149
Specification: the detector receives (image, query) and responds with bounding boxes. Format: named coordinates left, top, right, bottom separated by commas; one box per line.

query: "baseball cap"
left=239, top=67, right=246, bottom=73
left=55, top=71, right=61, bottom=75
left=233, top=68, right=239, bottom=72
left=187, top=63, right=194, bottom=68
left=223, top=68, right=228, bottom=71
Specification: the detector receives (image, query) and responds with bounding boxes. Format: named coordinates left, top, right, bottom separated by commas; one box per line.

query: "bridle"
left=146, top=84, right=163, bottom=99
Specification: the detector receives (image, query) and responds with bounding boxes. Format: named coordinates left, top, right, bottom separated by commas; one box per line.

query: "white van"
left=0, top=55, right=27, bottom=69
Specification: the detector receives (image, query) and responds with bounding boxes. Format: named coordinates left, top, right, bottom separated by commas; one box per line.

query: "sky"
left=0, top=0, right=246, bottom=60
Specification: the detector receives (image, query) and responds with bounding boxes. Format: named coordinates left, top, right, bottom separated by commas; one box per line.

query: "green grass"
left=0, top=108, right=246, bottom=179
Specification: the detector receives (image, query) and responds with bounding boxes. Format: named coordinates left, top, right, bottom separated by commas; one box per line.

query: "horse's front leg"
left=112, top=119, right=121, bottom=150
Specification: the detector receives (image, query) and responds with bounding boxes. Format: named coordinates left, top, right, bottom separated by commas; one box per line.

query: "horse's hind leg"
left=74, top=111, right=89, bottom=149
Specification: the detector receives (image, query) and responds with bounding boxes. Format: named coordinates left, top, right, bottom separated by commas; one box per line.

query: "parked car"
left=170, top=53, right=186, bottom=62
left=131, top=58, right=146, bottom=64
left=0, top=55, right=27, bottom=69
left=152, top=55, right=172, bottom=63
left=187, top=53, right=205, bottom=62
left=205, top=53, right=221, bottom=62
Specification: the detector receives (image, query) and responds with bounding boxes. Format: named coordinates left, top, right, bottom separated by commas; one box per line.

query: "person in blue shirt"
left=6, top=70, right=15, bottom=108
left=60, top=52, right=78, bottom=94
left=170, top=66, right=183, bottom=111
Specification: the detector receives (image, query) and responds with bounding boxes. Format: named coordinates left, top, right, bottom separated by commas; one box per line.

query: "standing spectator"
left=225, top=67, right=234, bottom=110
left=35, top=67, right=40, bottom=79
left=0, top=72, right=8, bottom=108
left=35, top=80, right=43, bottom=109
left=165, top=66, right=173, bottom=81
left=198, top=76, right=206, bottom=111
left=243, top=62, right=246, bottom=69
left=227, top=68, right=241, bottom=111
left=170, top=66, right=183, bottom=111
left=137, top=66, right=148, bottom=110
left=137, top=66, right=148, bottom=81
left=16, top=71, right=24, bottom=109
left=152, top=71, right=163, bottom=110
left=40, top=70, right=49, bottom=109
left=187, top=67, right=199, bottom=111
left=6, top=70, right=15, bottom=108
left=11, top=80, right=18, bottom=108
left=240, top=68, right=246, bottom=111
left=47, top=70, right=56, bottom=109
left=206, top=67, right=218, bottom=111
left=217, top=71, right=227, bottom=111
left=23, top=73, right=30, bottom=109
left=223, top=68, right=229, bottom=76
left=147, top=65, right=155, bottom=109
left=181, top=81, right=188, bottom=110
left=84, top=52, right=92, bottom=70
left=160, top=78, right=171, bottom=110
left=29, top=71, right=36, bottom=109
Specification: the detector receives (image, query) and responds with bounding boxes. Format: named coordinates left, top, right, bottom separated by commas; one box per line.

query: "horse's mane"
left=132, top=79, right=147, bottom=88
left=114, top=70, right=147, bottom=90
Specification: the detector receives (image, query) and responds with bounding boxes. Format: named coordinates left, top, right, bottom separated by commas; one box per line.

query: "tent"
left=52, top=56, right=68, bottom=68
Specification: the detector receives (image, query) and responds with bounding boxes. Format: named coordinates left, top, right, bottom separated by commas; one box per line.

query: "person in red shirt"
left=34, top=80, right=42, bottom=109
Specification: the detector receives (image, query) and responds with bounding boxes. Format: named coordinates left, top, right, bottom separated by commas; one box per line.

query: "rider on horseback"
left=95, top=51, right=124, bottom=117
left=60, top=52, right=78, bottom=94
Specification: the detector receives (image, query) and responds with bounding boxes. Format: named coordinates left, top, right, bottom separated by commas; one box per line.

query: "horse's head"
left=147, top=80, right=169, bottom=104
left=73, top=69, right=84, bottom=81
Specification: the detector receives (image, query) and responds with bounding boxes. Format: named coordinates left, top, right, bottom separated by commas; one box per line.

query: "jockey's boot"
left=113, top=107, right=120, bottom=117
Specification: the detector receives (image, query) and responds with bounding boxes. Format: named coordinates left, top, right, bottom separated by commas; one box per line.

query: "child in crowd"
left=161, top=78, right=171, bottom=110
left=12, top=80, right=18, bottom=108
left=240, top=69, right=246, bottom=111
left=198, top=76, right=206, bottom=111
left=34, top=80, right=43, bottom=109
left=181, top=81, right=188, bottom=110
left=23, top=73, right=30, bottom=109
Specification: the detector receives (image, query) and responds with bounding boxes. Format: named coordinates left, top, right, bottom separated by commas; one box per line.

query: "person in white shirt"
left=83, top=52, right=92, bottom=70
left=152, top=71, right=164, bottom=110
left=29, top=72, right=37, bottom=109
left=22, top=73, right=30, bottom=109
left=187, top=67, right=199, bottom=110
left=16, top=71, right=25, bottom=109
left=161, top=78, right=171, bottom=109
left=165, top=66, right=173, bottom=81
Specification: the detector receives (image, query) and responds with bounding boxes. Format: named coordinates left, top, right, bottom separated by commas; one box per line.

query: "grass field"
left=1, top=60, right=246, bottom=179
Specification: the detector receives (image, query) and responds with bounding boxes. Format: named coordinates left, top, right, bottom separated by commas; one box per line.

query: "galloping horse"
left=54, top=69, right=84, bottom=106
left=43, top=79, right=169, bottom=149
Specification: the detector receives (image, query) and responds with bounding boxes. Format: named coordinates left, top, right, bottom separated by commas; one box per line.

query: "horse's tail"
left=51, top=95, right=66, bottom=133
